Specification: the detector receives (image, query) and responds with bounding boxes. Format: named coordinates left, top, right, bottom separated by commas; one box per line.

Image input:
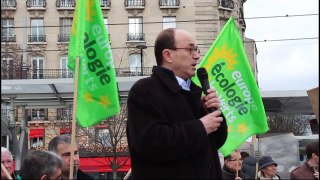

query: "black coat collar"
left=151, top=66, right=202, bottom=95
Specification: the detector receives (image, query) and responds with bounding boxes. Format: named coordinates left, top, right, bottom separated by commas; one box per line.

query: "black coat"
left=77, top=170, right=93, bottom=180
left=61, top=169, right=93, bottom=180
left=127, top=66, right=228, bottom=179
left=241, top=156, right=257, bottom=180
left=222, top=165, right=240, bottom=180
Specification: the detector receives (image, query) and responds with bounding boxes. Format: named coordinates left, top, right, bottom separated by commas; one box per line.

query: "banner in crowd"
left=68, top=0, right=120, bottom=127
left=193, top=17, right=268, bottom=156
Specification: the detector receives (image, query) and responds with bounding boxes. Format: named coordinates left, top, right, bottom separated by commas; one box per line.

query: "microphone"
left=197, top=67, right=216, bottom=112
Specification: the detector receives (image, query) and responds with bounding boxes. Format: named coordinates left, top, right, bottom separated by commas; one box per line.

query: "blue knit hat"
left=258, top=156, right=278, bottom=170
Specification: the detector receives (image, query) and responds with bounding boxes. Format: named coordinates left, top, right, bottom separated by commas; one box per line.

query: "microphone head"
left=197, top=67, right=208, bottom=80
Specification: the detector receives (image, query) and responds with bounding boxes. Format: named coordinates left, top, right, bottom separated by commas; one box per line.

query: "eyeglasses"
left=171, top=47, right=200, bottom=55
left=229, top=158, right=243, bottom=162
left=1, top=160, right=13, bottom=164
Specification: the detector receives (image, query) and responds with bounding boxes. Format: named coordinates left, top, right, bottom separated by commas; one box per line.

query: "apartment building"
left=1, top=0, right=256, bottom=177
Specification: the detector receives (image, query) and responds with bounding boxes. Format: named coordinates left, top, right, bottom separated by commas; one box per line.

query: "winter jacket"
left=126, top=66, right=228, bottom=179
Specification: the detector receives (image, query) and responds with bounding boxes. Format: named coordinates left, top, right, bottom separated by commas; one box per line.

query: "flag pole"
left=236, top=157, right=239, bottom=178
left=69, top=56, right=80, bottom=180
left=1, top=163, right=12, bottom=180
left=123, top=168, right=132, bottom=180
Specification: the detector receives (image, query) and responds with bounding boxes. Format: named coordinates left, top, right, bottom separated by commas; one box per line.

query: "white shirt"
left=176, top=76, right=191, bottom=91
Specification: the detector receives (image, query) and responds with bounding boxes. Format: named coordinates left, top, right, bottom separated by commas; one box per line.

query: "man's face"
left=226, top=151, right=242, bottom=172
left=56, top=143, right=79, bottom=178
left=170, top=29, right=200, bottom=80
left=1, top=152, right=13, bottom=179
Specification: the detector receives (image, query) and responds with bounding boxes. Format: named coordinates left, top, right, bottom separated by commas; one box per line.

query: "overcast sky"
left=243, top=0, right=319, bottom=91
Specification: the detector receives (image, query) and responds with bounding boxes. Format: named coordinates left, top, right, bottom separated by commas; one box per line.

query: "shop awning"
left=29, top=129, right=44, bottom=138
left=80, top=157, right=131, bottom=172
left=60, top=128, right=71, bottom=134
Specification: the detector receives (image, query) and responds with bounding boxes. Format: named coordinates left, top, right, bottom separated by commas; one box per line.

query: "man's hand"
left=314, top=171, right=319, bottom=179
left=201, top=89, right=220, bottom=111
left=200, top=111, right=223, bottom=134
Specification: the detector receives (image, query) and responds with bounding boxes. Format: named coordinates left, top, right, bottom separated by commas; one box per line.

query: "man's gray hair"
left=20, top=150, right=63, bottom=179
left=48, top=134, right=72, bottom=153
left=1, top=147, right=13, bottom=160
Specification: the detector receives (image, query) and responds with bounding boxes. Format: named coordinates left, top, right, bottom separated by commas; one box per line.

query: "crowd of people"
left=1, top=135, right=93, bottom=180
left=2, top=138, right=318, bottom=180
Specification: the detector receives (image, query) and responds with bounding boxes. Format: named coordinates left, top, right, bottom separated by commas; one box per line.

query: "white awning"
left=1, top=78, right=315, bottom=115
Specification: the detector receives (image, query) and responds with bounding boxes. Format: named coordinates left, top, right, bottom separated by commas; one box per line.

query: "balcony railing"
left=58, top=34, right=70, bottom=42
left=56, top=0, right=75, bottom=8
left=26, top=0, right=46, bottom=8
left=124, top=0, right=145, bottom=7
left=100, top=0, right=111, bottom=7
left=218, top=0, right=234, bottom=9
left=159, top=0, right=179, bottom=7
left=1, top=67, right=153, bottom=80
left=1, top=35, right=16, bottom=42
left=1, top=0, right=17, bottom=8
left=127, top=33, right=145, bottom=41
left=28, top=35, right=46, bottom=43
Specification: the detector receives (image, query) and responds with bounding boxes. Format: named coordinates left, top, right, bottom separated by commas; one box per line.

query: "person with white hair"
left=1, top=147, right=15, bottom=180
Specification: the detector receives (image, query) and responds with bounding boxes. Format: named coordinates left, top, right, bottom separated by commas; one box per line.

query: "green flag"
left=68, top=0, right=120, bottom=127
left=192, top=17, right=268, bottom=156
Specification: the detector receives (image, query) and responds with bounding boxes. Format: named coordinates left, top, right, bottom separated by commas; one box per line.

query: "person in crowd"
left=257, top=156, right=281, bottom=180
left=48, top=135, right=93, bottom=180
left=240, top=151, right=250, bottom=160
left=240, top=151, right=257, bottom=180
left=222, top=150, right=243, bottom=180
left=126, top=28, right=228, bottom=179
left=290, top=141, right=319, bottom=180
left=1, top=147, right=16, bottom=180
left=19, top=150, right=62, bottom=180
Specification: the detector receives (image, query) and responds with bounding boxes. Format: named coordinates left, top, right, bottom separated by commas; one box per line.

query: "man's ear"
left=40, top=174, right=48, bottom=180
left=162, top=49, right=173, bottom=63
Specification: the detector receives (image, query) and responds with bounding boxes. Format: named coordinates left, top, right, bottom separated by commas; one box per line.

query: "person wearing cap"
left=257, top=156, right=281, bottom=180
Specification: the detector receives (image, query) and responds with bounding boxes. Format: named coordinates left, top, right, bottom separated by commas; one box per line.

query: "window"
left=30, top=137, right=43, bottom=148
left=60, top=56, right=72, bottom=78
left=97, top=129, right=111, bottom=147
left=1, top=19, right=15, bottom=42
left=128, top=53, right=141, bottom=74
left=29, top=0, right=44, bottom=7
left=32, top=56, right=44, bottom=79
left=161, top=0, right=179, bottom=6
left=128, top=17, right=143, bottom=41
left=163, top=16, right=176, bottom=30
left=1, top=57, right=14, bottom=79
left=30, top=18, right=45, bottom=42
left=220, top=0, right=234, bottom=9
left=59, top=18, right=72, bottom=42
left=127, top=0, right=143, bottom=6
left=31, top=109, right=45, bottom=120
left=2, top=0, right=16, bottom=7
left=57, top=108, right=73, bottom=120
left=100, top=0, right=109, bottom=7
left=58, top=0, right=74, bottom=7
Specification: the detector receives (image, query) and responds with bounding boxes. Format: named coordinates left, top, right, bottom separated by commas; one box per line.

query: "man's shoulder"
left=77, top=170, right=94, bottom=180
left=290, top=165, right=304, bottom=174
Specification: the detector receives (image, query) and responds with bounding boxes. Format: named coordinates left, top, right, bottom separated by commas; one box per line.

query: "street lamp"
left=135, top=44, right=147, bottom=76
